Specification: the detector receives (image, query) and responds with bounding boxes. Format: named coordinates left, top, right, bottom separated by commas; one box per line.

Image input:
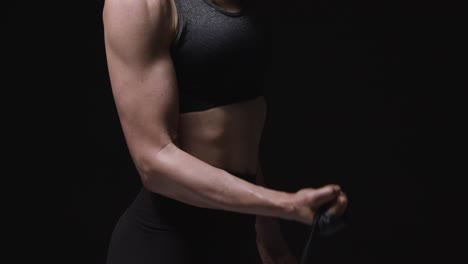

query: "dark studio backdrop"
left=76, top=0, right=462, bottom=263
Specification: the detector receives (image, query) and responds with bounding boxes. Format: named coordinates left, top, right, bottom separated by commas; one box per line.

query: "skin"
left=103, top=0, right=348, bottom=262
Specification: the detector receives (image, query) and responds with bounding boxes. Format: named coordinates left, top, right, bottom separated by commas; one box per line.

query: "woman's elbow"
left=132, top=143, right=176, bottom=194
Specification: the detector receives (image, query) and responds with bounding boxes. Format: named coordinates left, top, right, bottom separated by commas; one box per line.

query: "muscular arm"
left=103, top=0, right=295, bottom=220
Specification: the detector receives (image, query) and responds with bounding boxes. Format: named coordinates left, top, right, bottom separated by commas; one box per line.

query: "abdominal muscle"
left=174, top=96, right=267, bottom=175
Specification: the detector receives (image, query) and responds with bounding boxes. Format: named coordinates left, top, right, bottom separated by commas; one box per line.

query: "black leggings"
left=106, top=172, right=262, bottom=264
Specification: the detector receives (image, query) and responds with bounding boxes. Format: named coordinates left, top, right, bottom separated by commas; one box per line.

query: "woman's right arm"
left=102, top=0, right=342, bottom=225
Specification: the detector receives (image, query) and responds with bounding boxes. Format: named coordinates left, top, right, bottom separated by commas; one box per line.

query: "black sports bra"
left=170, top=0, right=272, bottom=113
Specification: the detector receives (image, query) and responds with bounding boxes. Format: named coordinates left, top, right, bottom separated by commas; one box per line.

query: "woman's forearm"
left=139, top=143, right=295, bottom=220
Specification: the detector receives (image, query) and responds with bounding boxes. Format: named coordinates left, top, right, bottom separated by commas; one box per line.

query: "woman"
left=103, top=0, right=348, bottom=263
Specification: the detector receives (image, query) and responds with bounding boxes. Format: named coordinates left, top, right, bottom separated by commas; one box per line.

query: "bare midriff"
left=175, top=96, right=266, bottom=176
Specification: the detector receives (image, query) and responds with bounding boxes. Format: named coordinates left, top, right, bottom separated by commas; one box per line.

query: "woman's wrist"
left=270, top=190, right=297, bottom=221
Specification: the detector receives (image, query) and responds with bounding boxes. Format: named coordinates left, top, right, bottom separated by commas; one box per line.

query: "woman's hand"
left=290, top=185, right=348, bottom=226
left=255, top=216, right=298, bottom=264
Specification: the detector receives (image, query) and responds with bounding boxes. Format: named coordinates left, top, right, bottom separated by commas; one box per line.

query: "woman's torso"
left=176, top=96, right=267, bottom=175
left=169, top=0, right=271, bottom=175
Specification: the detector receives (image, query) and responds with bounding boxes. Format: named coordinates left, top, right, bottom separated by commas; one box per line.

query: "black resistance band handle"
left=299, top=209, right=349, bottom=264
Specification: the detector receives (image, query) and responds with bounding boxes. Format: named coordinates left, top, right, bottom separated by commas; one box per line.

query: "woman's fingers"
left=325, top=191, right=348, bottom=218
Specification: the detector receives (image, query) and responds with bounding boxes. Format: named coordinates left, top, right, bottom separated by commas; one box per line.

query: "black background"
left=6, top=0, right=463, bottom=263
